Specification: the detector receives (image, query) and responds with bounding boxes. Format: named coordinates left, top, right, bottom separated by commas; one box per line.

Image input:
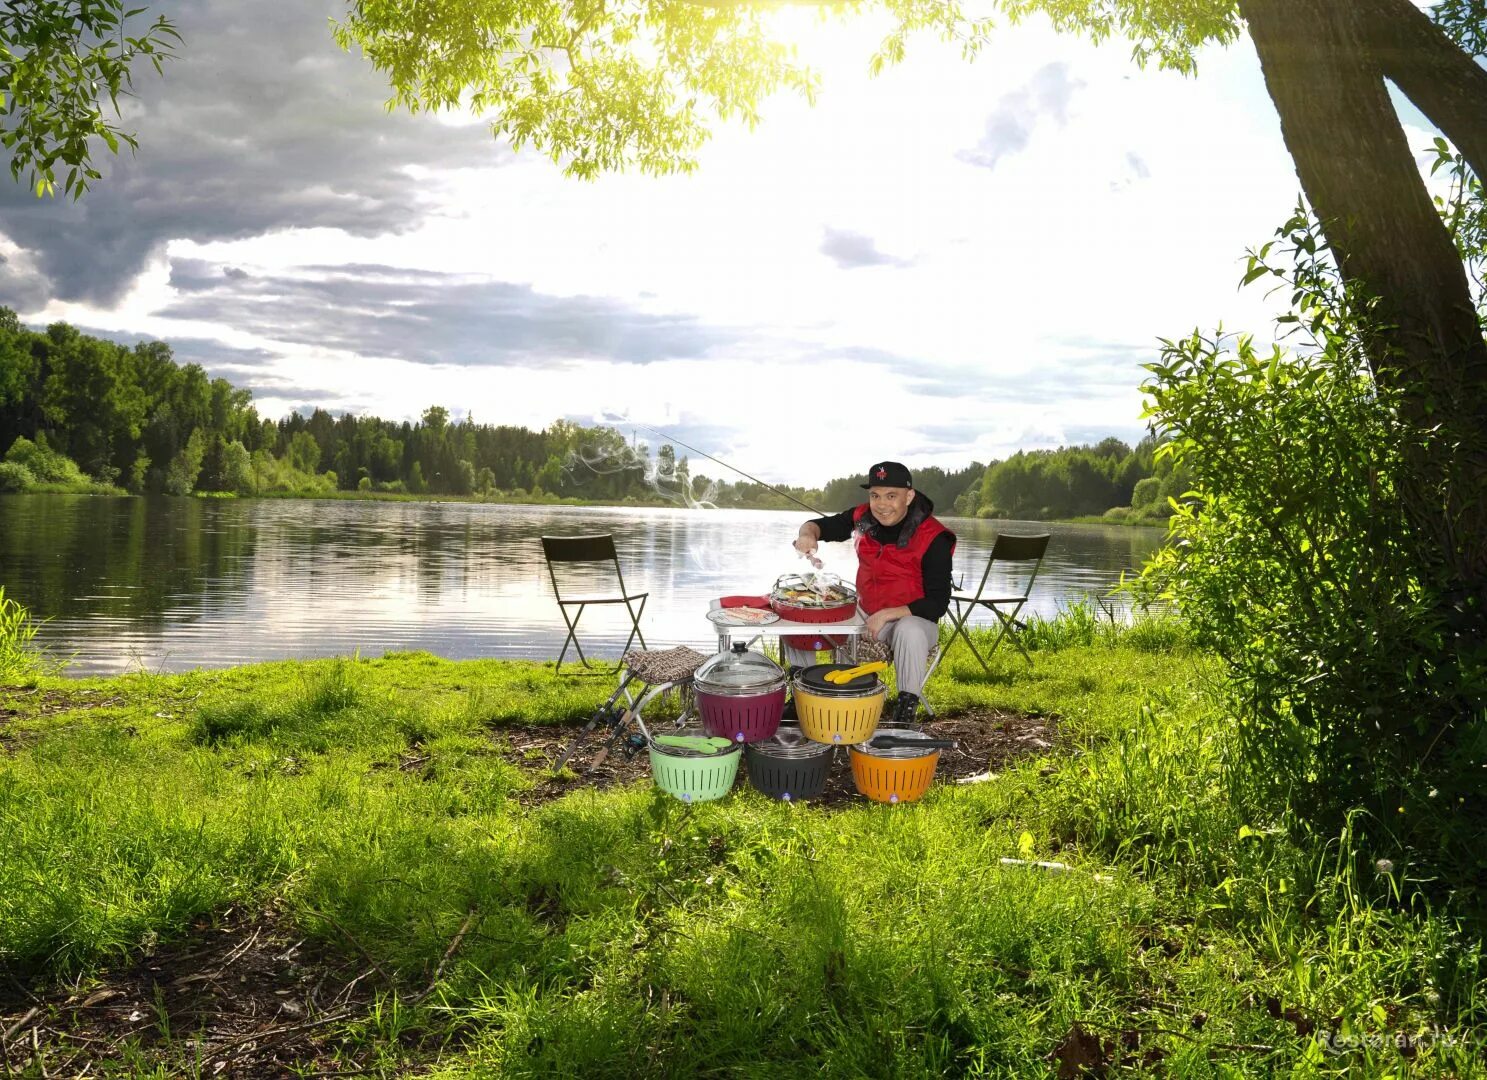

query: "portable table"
left=708, top=606, right=868, bottom=656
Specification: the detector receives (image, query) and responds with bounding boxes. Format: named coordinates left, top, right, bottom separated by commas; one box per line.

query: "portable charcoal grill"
left=849, top=727, right=947, bottom=804
left=693, top=644, right=787, bottom=744
left=647, top=729, right=743, bottom=803
left=745, top=725, right=834, bottom=801
left=793, top=662, right=887, bottom=745
left=771, top=573, right=858, bottom=653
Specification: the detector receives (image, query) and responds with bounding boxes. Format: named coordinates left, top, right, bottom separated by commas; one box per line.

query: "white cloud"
left=10, top=6, right=1327, bottom=485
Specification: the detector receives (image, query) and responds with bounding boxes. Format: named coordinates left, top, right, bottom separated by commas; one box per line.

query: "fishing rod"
left=632, top=423, right=824, bottom=515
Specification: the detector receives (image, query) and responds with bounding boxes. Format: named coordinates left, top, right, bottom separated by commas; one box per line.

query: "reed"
left=0, top=586, right=53, bottom=683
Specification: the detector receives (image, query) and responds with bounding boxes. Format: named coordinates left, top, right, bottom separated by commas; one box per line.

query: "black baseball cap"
left=861, top=461, right=913, bottom=489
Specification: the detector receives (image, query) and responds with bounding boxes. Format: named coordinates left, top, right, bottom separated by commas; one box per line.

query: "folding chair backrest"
left=541, top=534, right=618, bottom=563
left=965, top=532, right=1051, bottom=601
left=990, top=533, right=1050, bottom=563
left=541, top=534, right=627, bottom=599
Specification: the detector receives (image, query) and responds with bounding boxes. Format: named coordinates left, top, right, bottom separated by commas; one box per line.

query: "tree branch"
left=1356, top=0, right=1487, bottom=184
left=1239, top=0, right=1487, bottom=587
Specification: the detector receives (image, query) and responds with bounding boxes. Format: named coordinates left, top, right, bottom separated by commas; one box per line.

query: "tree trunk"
left=1238, top=0, right=1487, bottom=612
left=1356, top=0, right=1487, bottom=184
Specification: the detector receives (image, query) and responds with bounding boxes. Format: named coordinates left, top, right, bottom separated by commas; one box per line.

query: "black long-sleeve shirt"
left=807, top=503, right=954, bottom=621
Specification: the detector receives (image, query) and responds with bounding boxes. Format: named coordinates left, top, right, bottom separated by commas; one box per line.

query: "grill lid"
left=799, top=662, right=882, bottom=693
left=695, top=643, right=786, bottom=692
left=771, top=572, right=857, bottom=609
left=853, top=726, right=942, bottom=759
left=748, top=723, right=833, bottom=760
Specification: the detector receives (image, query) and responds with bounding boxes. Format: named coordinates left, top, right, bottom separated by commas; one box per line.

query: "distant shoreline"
left=4, top=487, right=1171, bottom=527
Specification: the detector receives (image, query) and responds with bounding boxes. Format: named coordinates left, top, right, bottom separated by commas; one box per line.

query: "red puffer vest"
left=852, top=503, right=953, bottom=614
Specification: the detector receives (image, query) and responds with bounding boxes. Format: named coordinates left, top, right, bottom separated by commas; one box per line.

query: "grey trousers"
left=784, top=611, right=938, bottom=697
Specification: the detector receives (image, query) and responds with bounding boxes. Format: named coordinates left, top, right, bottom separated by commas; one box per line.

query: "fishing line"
left=632, top=424, right=823, bottom=515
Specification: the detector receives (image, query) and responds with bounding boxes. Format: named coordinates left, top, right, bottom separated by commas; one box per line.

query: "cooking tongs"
left=867, top=735, right=957, bottom=750
left=823, top=661, right=888, bottom=684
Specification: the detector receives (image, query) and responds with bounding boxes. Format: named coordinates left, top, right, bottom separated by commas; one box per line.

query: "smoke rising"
left=561, top=436, right=720, bottom=511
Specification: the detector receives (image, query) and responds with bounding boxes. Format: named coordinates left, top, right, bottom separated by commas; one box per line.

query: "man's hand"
left=865, top=605, right=910, bottom=639
left=793, top=523, right=822, bottom=566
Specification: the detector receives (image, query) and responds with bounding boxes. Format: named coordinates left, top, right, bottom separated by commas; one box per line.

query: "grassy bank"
left=1053, top=514, right=1169, bottom=529
left=1, top=623, right=1481, bottom=1077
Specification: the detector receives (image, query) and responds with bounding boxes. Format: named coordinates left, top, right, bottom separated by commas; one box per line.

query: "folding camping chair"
left=931, top=532, right=1051, bottom=673
left=540, top=534, right=649, bottom=671
left=850, top=534, right=1051, bottom=713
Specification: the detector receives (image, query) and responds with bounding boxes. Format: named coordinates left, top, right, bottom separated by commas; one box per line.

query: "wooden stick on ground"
left=413, top=910, right=479, bottom=1003
left=1, top=1009, right=39, bottom=1045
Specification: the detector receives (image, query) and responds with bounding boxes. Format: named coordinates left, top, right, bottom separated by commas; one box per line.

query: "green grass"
left=1, top=624, right=1482, bottom=1077
left=0, top=585, right=60, bottom=684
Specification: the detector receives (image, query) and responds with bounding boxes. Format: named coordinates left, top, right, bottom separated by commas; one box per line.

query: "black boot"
left=891, top=690, right=921, bottom=728
left=781, top=665, right=803, bottom=722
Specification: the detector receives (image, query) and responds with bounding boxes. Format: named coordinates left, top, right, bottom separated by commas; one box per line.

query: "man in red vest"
left=789, top=460, right=955, bottom=727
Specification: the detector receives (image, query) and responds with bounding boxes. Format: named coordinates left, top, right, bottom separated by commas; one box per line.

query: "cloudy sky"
left=0, top=1, right=1444, bottom=485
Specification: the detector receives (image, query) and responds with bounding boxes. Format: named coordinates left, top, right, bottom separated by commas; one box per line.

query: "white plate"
left=707, top=606, right=781, bottom=627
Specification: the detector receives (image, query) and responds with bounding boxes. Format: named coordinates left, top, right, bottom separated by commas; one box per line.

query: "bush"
left=0, top=461, right=34, bottom=492
left=4, top=436, right=89, bottom=486
left=1136, top=210, right=1487, bottom=898
left=1130, top=476, right=1161, bottom=510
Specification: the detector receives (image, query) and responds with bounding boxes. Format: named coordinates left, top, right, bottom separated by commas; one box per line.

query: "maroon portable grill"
left=693, top=644, right=787, bottom=744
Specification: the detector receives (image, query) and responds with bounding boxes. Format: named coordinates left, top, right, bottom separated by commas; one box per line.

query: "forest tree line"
left=0, top=311, right=1177, bottom=520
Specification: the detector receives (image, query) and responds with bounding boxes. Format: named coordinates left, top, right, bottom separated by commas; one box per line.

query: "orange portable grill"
left=849, top=728, right=953, bottom=804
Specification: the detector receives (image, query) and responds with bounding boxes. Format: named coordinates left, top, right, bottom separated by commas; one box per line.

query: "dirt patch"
left=0, top=687, right=133, bottom=754
left=0, top=686, right=129, bottom=719
left=495, top=705, right=1062, bottom=808
left=0, top=909, right=404, bottom=1078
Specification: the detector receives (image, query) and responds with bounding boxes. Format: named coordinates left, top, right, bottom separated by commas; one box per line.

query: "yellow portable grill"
left=793, top=663, right=886, bottom=745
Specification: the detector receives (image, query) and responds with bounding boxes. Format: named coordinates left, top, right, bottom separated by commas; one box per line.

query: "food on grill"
left=771, top=572, right=855, bottom=608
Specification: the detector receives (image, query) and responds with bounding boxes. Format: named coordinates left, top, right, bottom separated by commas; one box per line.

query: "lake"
left=0, top=495, right=1166, bottom=677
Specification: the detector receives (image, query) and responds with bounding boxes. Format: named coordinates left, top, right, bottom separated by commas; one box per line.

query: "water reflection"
left=0, top=495, right=1165, bottom=677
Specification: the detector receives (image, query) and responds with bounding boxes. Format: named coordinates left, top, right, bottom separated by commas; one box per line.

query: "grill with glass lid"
left=849, top=727, right=949, bottom=804
left=745, top=724, right=834, bottom=801
left=693, top=643, right=787, bottom=744
left=647, top=726, right=743, bottom=803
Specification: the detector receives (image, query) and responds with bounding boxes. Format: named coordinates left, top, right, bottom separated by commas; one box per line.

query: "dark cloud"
left=68, top=326, right=277, bottom=370
left=820, top=227, right=911, bottom=270
left=160, top=258, right=738, bottom=365
left=959, top=62, right=1084, bottom=172
left=0, top=0, right=501, bottom=308
left=0, top=252, right=51, bottom=312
